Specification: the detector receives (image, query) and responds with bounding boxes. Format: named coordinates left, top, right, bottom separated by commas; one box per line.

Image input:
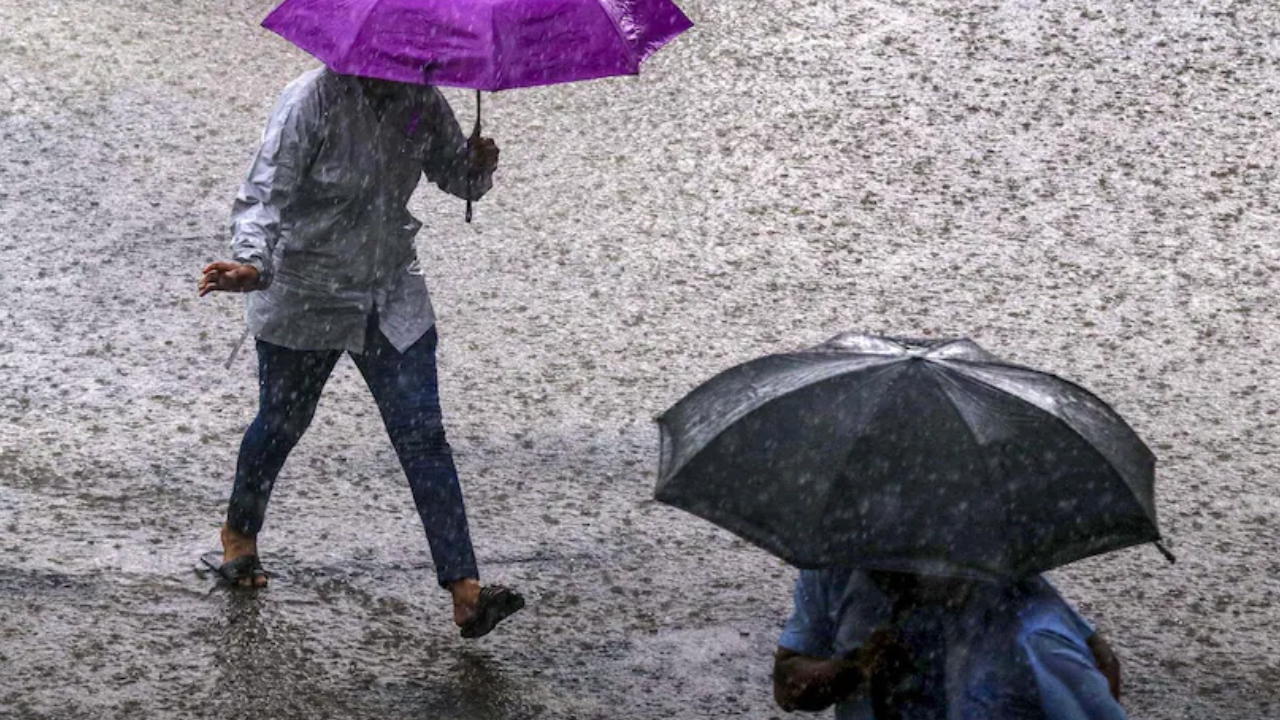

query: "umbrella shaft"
left=465, top=90, right=481, bottom=223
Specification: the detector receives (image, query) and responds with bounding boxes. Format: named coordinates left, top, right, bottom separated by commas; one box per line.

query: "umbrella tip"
left=1154, top=541, right=1176, bottom=564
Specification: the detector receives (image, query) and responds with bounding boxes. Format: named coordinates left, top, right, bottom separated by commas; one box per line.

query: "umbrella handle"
left=466, top=90, right=481, bottom=224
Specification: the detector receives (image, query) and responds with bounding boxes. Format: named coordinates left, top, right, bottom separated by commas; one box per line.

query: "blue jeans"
left=226, top=314, right=479, bottom=587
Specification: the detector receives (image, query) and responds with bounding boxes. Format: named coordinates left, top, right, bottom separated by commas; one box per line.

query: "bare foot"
left=221, top=524, right=267, bottom=588
left=450, top=578, right=482, bottom=626
left=449, top=580, right=525, bottom=638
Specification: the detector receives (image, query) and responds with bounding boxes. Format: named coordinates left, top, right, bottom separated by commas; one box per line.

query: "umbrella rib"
left=487, top=1, right=501, bottom=91
left=944, top=360, right=1144, bottom=447
left=592, top=0, right=642, bottom=72
left=336, top=0, right=385, bottom=74
left=942, top=360, right=1154, bottom=508
left=811, top=363, right=904, bottom=541
left=658, top=356, right=901, bottom=477
left=923, top=365, right=1019, bottom=570
left=935, top=364, right=1160, bottom=569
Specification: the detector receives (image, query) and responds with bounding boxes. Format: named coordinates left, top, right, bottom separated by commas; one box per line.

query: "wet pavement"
left=2, top=0, right=1279, bottom=718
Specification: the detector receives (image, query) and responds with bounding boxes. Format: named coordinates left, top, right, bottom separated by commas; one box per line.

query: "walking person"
left=199, top=66, right=523, bottom=638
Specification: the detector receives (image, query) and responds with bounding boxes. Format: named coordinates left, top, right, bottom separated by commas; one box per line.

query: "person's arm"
left=1023, top=628, right=1128, bottom=720
left=774, top=571, right=908, bottom=713
left=774, top=571, right=841, bottom=713
left=421, top=88, right=496, bottom=201
left=1021, top=578, right=1120, bottom=699
left=1086, top=632, right=1121, bottom=701
left=775, top=625, right=911, bottom=713
left=206, top=81, right=318, bottom=295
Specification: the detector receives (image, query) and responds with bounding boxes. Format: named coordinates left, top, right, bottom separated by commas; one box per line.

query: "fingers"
left=203, top=261, right=239, bottom=274
left=199, top=264, right=261, bottom=296
left=198, top=269, right=221, bottom=296
left=199, top=269, right=239, bottom=296
left=200, top=262, right=235, bottom=296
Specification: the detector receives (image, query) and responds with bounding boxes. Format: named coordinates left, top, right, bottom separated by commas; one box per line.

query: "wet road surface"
left=2, top=0, right=1279, bottom=717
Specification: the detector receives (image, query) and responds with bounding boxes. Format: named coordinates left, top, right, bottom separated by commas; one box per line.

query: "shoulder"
left=279, top=67, right=330, bottom=102
left=271, top=67, right=338, bottom=122
left=286, top=66, right=328, bottom=91
left=1010, top=578, right=1095, bottom=644
left=245, top=69, right=339, bottom=154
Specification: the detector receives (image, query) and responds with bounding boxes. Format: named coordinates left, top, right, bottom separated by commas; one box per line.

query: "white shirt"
left=230, top=67, right=492, bottom=353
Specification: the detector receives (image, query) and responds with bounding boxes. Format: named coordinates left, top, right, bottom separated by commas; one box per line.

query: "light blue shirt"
left=778, top=568, right=1127, bottom=720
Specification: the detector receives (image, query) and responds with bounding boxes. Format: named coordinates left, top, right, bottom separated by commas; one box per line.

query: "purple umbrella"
left=262, top=0, right=693, bottom=220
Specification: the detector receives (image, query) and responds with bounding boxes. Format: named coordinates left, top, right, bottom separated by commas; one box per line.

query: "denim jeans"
left=226, top=314, right=479, bottom=587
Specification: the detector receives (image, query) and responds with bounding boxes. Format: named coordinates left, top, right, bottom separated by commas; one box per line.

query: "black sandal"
left=460, top=586, right=525, bottom=639
left=201, top=553, right=269, bottom=588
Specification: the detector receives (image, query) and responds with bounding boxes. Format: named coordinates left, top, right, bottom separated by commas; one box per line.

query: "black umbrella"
left=655, top=333, right=1173, bottom=580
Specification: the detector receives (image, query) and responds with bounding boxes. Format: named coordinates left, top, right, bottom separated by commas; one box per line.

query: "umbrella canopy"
left=655, top=333, right=1170, bottom=581
left=262, top=0, right=690, bottom=222
left=262, top=0, right=693, bottom=91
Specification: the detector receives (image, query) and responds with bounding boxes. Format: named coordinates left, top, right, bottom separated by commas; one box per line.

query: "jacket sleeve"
left=778, top=570, right=836, bottom=658
left=421, top=88, right=493, bottom=201
left=229, top=82, right=318, bottom=288
left=1020, top=630, right=1128, bottom=720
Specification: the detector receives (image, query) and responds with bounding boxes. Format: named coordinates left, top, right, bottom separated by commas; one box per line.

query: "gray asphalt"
left=1, top=0, right=1278, bottom=718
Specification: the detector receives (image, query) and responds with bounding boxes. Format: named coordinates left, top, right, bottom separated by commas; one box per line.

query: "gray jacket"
left=230, top=67, right=491, bottom=353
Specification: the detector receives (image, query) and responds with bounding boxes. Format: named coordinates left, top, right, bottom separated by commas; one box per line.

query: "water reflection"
left=208, top=588, right=537, bottom=719
left=376, top=649, right=536, bottom=720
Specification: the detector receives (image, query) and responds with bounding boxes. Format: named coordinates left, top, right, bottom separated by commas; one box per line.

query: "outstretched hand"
left=199, top=262, right=262, bottom=296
